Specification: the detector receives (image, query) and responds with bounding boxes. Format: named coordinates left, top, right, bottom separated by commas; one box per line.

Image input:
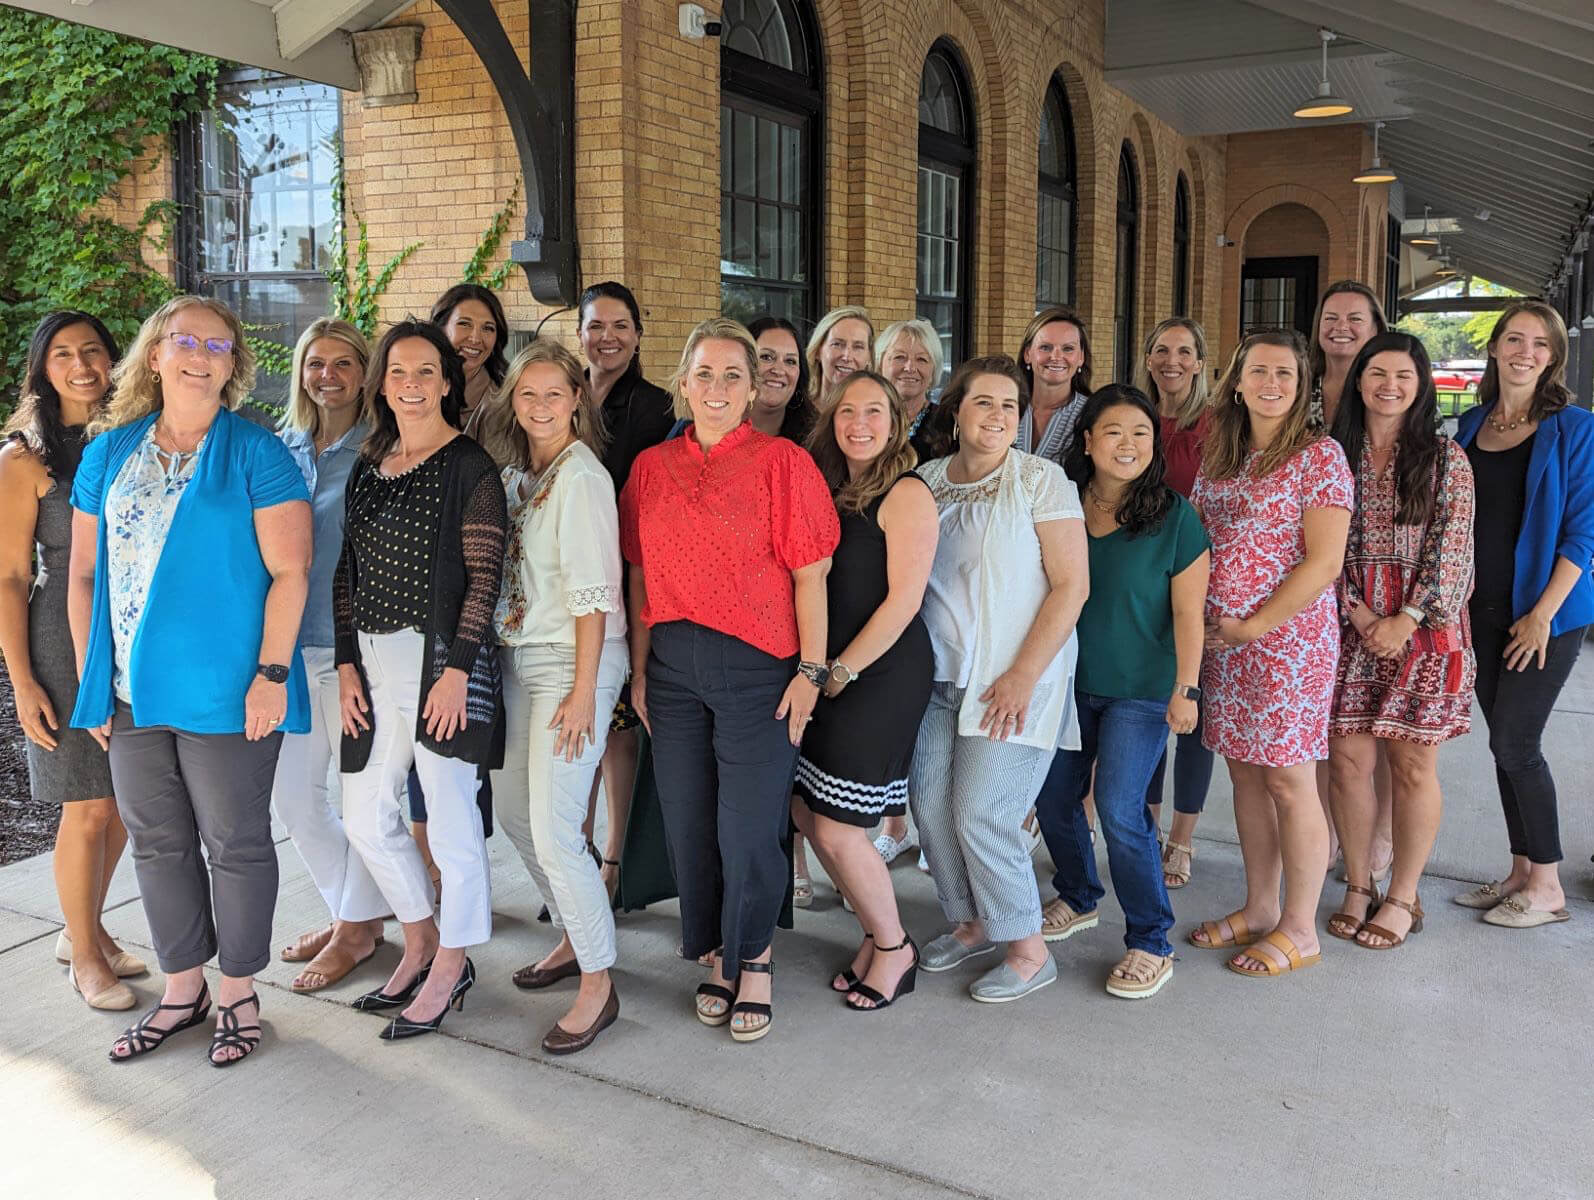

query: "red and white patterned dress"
left=1193, top=437, right=1355, bottom=766
left=1329, top=438, right=1475, bottom=743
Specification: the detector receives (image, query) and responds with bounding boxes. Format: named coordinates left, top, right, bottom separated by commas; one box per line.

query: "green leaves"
left=0, top=9, right=218, bottom=416
left=464, top=178, right=521, bottom=290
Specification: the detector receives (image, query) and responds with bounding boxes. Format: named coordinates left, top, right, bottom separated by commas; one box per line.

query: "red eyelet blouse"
left=619, top=421, right=840, bottom=660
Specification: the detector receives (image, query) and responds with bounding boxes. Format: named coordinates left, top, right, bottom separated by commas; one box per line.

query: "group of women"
left=3, top=271, right=1589, bottom=1068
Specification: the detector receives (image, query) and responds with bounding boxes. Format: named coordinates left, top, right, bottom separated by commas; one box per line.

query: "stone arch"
left=1225, top=183, right=1353, bottom=275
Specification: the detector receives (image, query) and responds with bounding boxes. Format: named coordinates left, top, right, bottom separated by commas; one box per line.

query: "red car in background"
left=1432, top=359, right=1486, bottom=392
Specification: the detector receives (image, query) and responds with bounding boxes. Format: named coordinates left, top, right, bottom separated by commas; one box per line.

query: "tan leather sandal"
left=1161, top=841, right=1194, bottom=889
left=1104, top=949, right=1173, bottom=999
left=1356, top=895, right=1424, bottom=949
left=1187, top=910, right=1256, bottom=949
left=280, top=924, right=335, bottom=963
left=1225, top=930, right=1321, bottom=978
left=1326, top=881, right=1381, bottom=941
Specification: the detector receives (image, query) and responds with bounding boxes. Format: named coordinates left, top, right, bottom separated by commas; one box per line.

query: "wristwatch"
left=256, top=663, right=290, bottom=684
left=1174, top=683, right=1202, bottom=702
left=828, top=660, right=858, bottom=688
left=797, top=660, right=829, bottom=688
left=1399, top=604, right=1426, bottom=626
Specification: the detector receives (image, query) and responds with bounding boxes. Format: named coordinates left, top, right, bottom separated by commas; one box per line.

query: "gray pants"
left=108, top=704, right=282, bottom=977
left=908, top=682, right=1050, bottom=943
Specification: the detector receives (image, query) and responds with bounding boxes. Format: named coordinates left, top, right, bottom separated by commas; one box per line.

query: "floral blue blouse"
left=104, top=426, right=206, bottom=703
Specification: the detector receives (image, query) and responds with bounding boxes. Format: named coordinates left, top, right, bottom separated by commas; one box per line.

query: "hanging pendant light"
left=1294, top=29, right=1353, bottom=119
left=1410, top=205, right=1438, bottom=247
left=1354, top=121, right=1397, bottom=184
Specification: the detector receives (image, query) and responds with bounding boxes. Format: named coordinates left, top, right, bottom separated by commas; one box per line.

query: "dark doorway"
left=1240, top=255, right=1318, bottom=339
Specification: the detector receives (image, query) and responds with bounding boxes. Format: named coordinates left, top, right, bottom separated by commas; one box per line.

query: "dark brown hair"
left=362, top=320, right=467, bottom=463
left=1474, top=300, right=1572, bottom=422
left=921, top=355, right=1030, bottom=459
left=1329, top=332, right=1442, bottom=527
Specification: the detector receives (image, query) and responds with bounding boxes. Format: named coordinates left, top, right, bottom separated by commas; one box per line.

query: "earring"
left=952, top=423, right=960, bottom=442
left=1233, top=391, right=1242, bottom=405
left=153, top=371, right=160, bottom=384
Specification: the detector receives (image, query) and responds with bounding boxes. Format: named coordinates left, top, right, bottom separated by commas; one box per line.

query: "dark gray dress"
left=13, top=429, right=114, bottom=803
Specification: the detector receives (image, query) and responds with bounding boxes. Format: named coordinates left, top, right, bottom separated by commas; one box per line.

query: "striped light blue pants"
left=908, top=682, right=1051, bottom=943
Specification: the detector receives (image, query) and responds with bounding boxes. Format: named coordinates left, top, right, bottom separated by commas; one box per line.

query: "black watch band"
left=257, top=663, right=290, bottom=684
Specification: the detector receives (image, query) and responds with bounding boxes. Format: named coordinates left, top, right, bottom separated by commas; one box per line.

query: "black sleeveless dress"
left=793, top=475, right=934, bottom=827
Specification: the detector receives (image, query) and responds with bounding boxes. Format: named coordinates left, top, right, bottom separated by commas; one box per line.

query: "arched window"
left=1113, top=144, right=1139, bottom=383
left=719, top=0, right=822, bottom=326
left=1036, top=75, right=1076, bottom=309
left=917, top=41, right=975, bottom=378
left=1173, top=173, right=1192, bottom=317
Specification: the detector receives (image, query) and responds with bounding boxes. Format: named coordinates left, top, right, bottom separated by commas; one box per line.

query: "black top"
left=1466, top=432, right=1534, bottom=612
left=825, top=474, right=931, bottom=657
left=345, top=450, right=447, bottom=635
left=597, top=360, right=675, bottom=494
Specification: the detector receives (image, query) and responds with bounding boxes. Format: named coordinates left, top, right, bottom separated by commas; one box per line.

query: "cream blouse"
left=494, top=440, right=626, bottom=648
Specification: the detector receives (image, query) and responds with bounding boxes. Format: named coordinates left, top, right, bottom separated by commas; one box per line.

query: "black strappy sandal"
left=730, top=959, right=773, bottom=1043
left=846, top=935, right=918, bottom=1012
left=694, top=950, right=733, bottom=1027
left=209, top=993, right=262, bottom=1068
left=108, top=984, right=212, bottom=1063
left=831, top=933, right=872, bottom=993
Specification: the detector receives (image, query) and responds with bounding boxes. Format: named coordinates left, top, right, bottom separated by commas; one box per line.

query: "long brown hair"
left=921, top=355, right=1031, bottom=460
left=1475, top=300, right=1572, bottom=422
left=477, top=338, right=608, bottom=469
left=804, top=370, right=918, bottom=514
left=4, top=310, right=118, bottom=475
left=1329, top=332, right=1443, bottom=527
left=1307, top=280, right=1389, bottom=383
left=1202, top=330, right=1318, bottom=481
left=360, top=320, right=467, bottom=463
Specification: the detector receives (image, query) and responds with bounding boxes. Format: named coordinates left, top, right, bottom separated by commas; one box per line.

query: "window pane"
left=757, top=117, right=780, bottom=201
left=733, top=198, right=756, bottom=274
left=757, top=202, right=779, bottom=278
left=734, top=109, right=756, bottom=196
left=781, top=124, right=801, bottom=205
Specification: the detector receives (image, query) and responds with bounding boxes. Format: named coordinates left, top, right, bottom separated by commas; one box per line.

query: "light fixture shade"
left=1409, top=234, right=1438, bottom=245
left=1295, top=82, right=1353, bottom=119
left=1354, top=158, right=1397, bottom=184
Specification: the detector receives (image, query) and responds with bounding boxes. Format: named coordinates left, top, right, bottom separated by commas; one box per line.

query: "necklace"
left=1085, top=486, right=1119, bottom=514
left=1486, top=408, right=1531, bottom=434
left=155, top=416, right=206, bottom=456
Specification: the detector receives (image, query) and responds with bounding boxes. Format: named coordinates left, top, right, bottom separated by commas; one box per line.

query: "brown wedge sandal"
left=1357, top=895, right=1423, bottom=949
left=1326, top=881, right=1381, bottom=941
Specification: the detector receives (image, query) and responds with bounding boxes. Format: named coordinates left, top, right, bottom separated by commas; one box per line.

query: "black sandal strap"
left=118, top=987, right=211, bottom=1053
left=846, top=982, right=887, bottom=1005
left=602, top=858, right=620, bottom=867
left=695, top=982, right=735, bottom=1003
left=873, top=935, right=912, bottom=953
left=730, top=1002, right=771, bottom=1018
left=738, top=960, right=773, bottom=975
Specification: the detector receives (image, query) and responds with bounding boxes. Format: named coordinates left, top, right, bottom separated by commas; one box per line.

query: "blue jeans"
left=1144, top=711, right=1215, bottom=815
left=1033, top=692, right=1175, bottom=956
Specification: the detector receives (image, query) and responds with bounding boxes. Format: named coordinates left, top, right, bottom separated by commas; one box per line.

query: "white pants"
left=269, top=645, right=388, bottom=923
left=492, top=640, right=625, bottom=972
left=341, top=629, right=492, bottom=948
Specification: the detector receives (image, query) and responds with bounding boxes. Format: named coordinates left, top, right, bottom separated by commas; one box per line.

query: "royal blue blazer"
left=70, top=408, right=312, bottom=734
left=1455, top=402, right=1594, bottom=635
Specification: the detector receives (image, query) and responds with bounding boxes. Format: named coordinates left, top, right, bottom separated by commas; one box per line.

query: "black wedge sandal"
left=831, top=934, right=872, bottom=993
left=209, top=993, right=262, bottom=1068
left=108, top=983, right=212, bottom=1063
left=846, top=935, right=918, bottom=1012
left=730, top=959, right=773, bottom=1043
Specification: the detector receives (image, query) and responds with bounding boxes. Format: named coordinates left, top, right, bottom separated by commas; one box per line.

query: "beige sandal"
left=1225, top=930, right=1321, bottom=978
left=1104, top=949, right=1173, bottom=999
left=1161, top=841, right=1194, bottom=889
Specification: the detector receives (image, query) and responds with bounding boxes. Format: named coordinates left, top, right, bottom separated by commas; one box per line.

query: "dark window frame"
left=1036, top=74, right=1077, bottom=310
left=1384, top=212, right=1401, bottom=321
left=1173, top=173, right=1192, bottom=317
left=719, top=0, right=823, bottom=330
left=917, top=39, right=977, bottom=375
left=1114, top=143, right=1140, bottom=383
left=1240, top=255, right=1320, bottom=339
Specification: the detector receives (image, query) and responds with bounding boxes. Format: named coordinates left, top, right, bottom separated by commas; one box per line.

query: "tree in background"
left=0, top=11, right=218, bottom=415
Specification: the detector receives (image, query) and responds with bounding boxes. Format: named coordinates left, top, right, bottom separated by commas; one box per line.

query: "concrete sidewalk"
left=2, top=659, right=1592, bottom=1199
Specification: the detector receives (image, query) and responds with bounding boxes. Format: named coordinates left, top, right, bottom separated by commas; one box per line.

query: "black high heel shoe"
left=845, top=935, right=918, bottom=1011
left=351, top=960, right=432, bottom=1012
left=379, top=957, right=475, bottom=1040
left=831, top=933, right=872, bottom=993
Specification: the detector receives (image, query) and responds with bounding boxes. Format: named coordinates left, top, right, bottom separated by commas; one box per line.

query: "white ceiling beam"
left=1388, top=67, right=1590, bottom=137
left=1241, top=0, right=1594, bottom=119
left=1378, top=0, right=1594, bottom=60
left=3, top=0, right=360, bottom=88
left=1382, top=159, right=1574, bottom=237
left=1393, top=111, right=1594, bottom=178
left=273, top=0, right=368, bottom=61
left=1499, top=1, right=1594, bottom=36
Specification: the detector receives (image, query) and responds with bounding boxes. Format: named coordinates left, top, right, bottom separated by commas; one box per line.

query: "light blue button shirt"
left=280, top=422, right=367, bottom=648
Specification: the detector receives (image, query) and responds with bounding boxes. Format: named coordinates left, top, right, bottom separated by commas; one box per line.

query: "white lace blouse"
left=493, top=439, right=626, bottom=649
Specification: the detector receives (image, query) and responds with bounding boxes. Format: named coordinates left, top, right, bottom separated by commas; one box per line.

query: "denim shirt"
left=281, top=422, right=367, bottom=648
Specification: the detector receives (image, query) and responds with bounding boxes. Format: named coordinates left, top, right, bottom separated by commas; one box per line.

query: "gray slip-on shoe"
left=969, top=955, right=1058, bottom=1003
left=919, top=932, right=999, bottom=973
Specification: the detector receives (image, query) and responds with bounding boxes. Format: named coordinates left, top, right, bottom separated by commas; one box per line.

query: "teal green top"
left=1076, top=494, right=1210, bottom=700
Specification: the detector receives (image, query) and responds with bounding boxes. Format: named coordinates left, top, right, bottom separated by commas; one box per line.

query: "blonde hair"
left=477, top=338, right=608, bottom=469
left=668, top=317, right=760, bottom=421
left=94, top=296, right=256, bottom=436
left=1202, top=330, right=1318, bottom=481
left=804, top=371, right=919, bottom=514
left=805, top=306, right=874, bottom=405
left=1136, top=317, right=1210, bottom=430
left=874, top=319, right=944, bottom=390
left=281, top=318, right=370, bottom=436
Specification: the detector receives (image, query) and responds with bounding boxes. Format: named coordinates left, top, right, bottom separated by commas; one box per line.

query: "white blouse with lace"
left=493, top=439, right=626, bottom=649
left=104, top=425, right=207, bottom=704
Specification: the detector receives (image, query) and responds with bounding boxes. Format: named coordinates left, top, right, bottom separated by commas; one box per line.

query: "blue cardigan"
left=1455, top=402, right=1594, bottom=635
left=70, top=408, right=312, bottom=734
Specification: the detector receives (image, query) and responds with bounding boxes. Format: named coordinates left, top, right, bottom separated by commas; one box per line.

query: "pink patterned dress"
left=1330, top=438, right=1475, bottom=743
left=1193, top=437, right=1355, bottom=766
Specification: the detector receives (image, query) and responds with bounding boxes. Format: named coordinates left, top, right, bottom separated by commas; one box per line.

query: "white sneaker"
left=873, top=832, right=914, bottom=863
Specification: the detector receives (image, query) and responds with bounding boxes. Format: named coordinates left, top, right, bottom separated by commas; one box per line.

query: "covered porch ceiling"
left=1106, top=0, right=1594, bottom=295
left=1, top=0, right=419, bottom=89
